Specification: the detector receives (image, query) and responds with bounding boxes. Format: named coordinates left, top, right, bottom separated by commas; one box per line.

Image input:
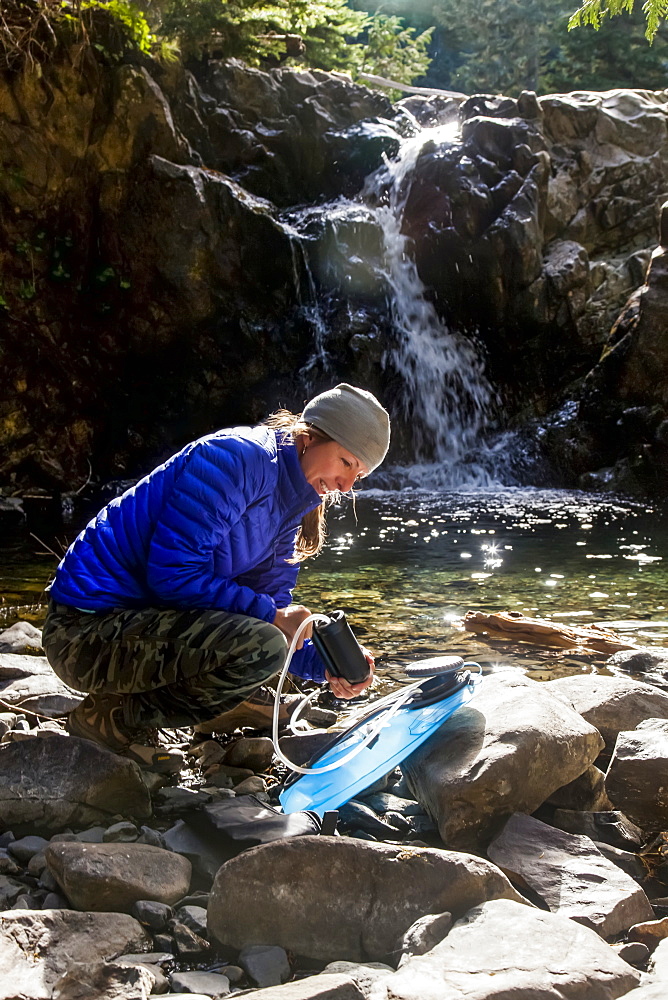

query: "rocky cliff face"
left=1, top=31, right=667, bottom=498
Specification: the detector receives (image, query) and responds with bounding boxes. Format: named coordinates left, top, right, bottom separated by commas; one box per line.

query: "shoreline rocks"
left=1, top=622, right=668, bottom=996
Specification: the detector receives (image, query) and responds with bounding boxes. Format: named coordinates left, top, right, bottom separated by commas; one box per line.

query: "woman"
left=42, top=384, right=391, bottom=772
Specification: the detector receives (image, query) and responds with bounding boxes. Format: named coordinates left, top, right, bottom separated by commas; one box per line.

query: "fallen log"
left=462, top=610, right=636, bottom=655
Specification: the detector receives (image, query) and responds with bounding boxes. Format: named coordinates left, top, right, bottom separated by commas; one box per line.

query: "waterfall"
left=286, top=119, right=507, bottom=489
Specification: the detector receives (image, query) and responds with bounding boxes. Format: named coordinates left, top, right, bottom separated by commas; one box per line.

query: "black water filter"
left=312, top=610, right=370, bottom=684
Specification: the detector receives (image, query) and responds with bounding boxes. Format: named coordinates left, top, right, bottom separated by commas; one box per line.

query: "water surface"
left=2, top=488, right=666, bottom=690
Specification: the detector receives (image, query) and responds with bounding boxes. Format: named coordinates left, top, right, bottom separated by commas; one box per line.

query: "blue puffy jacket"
left=50, top=425, right=328, bottom=681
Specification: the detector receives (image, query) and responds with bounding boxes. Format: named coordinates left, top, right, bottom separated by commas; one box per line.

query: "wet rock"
left=606, top=719, right=668, bottom=831
left=487, top=813, right=653, bottom=939
left=403, top=674, right=604, bottom=851
left=394, top=912, right=453, bottom=964
left=545, top=674, right=668, bottom=753
left=0, top=910, right=151, bottom=1000
left=208, top=835, right=525, bottom=963
left=44, top=841, right=192, bottom=912
left=0, top=734, right=151, bottom=832
left=239, top=944, right=290, bottom=987
left=387, top=897, right=640, bottom=1000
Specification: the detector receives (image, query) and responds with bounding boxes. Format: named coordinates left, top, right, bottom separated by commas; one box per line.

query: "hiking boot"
left=193, top=686, right=337, bottom=736
left=67, top=693, right=185, bottom=775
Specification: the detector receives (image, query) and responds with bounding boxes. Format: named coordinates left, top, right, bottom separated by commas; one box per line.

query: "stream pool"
left=1, top=488, right=667, bottom=690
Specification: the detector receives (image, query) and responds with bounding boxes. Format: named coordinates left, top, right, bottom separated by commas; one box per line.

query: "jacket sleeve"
left=288, top=639, right=327, bottom=683
left=145, top=438, right=277, bottom=622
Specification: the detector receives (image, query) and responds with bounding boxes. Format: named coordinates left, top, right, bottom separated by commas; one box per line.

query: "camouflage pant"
left=42, top=600, right=287, bottom=730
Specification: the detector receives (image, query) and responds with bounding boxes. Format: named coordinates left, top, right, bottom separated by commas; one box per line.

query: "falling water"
left=286, top=118, right=506, bottom=488
left=362, top=122, right=500, bottom=487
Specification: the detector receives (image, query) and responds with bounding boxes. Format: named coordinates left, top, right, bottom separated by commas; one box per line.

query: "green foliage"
left=353, top=0, right=668, bottom=94
left=80, top=0, right=153, bottom=53
left=568, top=0, right=668, bottom=43
left=361, top=14, right=433, bottom=86
left=1, top=0, right=433, bottom=85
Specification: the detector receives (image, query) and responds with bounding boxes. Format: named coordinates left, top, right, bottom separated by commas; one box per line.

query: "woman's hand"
left=326, top=646, right=375, bottom=699
left=273, top=604, right=313, bottom=649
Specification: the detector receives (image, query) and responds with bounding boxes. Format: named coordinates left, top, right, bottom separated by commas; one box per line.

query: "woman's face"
left=299, top=434, right=369, bottom=496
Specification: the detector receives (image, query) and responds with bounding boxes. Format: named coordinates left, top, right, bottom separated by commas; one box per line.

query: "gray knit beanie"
left=301, top=383, right=391, bottom=472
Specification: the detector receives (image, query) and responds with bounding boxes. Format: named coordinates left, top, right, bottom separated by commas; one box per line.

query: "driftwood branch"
left=358, top=72, right=467, bottom=101
left=462, top=610, right=636, bottom=655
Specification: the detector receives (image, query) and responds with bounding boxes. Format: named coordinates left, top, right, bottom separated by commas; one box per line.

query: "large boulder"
left=208, top=836, right=525, bottom=963
left=544, top=673, right=668, bottom=753
left=0, top=909, right=151, bottom=1000
left=605, top=718, right=668, bottom=831
left=0, top=733, right=151, bottom=832
left=384, top=897, right=641, bottom=1000
left=487, top=813, right=654, bottom=939
left=45, top=841, right=192, bottom=912
left=402, top=674, right=604, bottom=850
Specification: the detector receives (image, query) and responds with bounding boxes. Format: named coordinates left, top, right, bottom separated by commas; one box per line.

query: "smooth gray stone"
left=170, top=970, right=230, bottom=997
left=488, top=812, right=654, bottom=939
left=208, top=835, right=524, bottom=963
left=8, top=836, right=49, bottom=864
left=45, top=841, right=192, bottom=912
left=75, top=826, right=107, bottom=843
left=103, top=820, right=140, bottom=842
left=175, top=904, right=208, bottom=938
left=403, top=674, right=604, bottom=851
left=395, top=911, right=453, bottom=963
left=130, top=899, right=174, bottom=931
left=239, top=943, right=290, bottom=987
left=614, top=941, right=651, bottom=966
left=388, top=897, right=641, bottom=999
left=41, top=892, right=69, bottom=909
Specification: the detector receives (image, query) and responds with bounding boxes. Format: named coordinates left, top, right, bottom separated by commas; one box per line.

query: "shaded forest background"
left=351, top=0, right=668, bottom=95
left=3, top=1, right=666, bottom=95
